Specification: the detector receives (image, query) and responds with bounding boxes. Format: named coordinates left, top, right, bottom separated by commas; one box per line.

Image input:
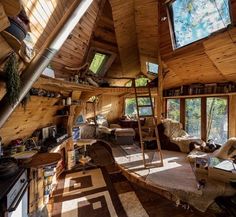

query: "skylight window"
left=146, top=62, right=159, bottom=75
left=89, top=52, right=107, bottom=74
left=168, top=0, right=231, bottom=48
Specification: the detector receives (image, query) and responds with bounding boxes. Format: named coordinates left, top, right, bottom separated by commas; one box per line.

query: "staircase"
left=133, top=80, right=163, bottom=167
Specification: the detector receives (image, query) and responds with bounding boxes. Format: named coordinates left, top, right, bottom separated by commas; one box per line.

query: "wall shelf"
left=163, top=92, right=236, bottom=99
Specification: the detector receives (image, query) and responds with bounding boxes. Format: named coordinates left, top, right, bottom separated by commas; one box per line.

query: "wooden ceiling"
left=160, top=0, right=236, bottom=89
left=22, top=0, right=236, bottom=89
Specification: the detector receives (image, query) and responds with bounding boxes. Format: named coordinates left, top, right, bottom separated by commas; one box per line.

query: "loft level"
left=163, top=82, right=236, bottom=99
left=164, top=92, right=236, bottom=99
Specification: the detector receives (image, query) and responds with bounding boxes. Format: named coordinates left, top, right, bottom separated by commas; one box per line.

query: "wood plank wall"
left=0, top=96, right=62, bottom=144
left=85, top=94, right=123, bottom=123
left=134, top=0, right=159, bottom=75
left=51, top=0, right=101, bottom=79
left=109, top=0, right=140, bottom=77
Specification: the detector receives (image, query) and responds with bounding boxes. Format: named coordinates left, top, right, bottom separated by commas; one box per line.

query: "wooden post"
left=229, top=95, right=236, bottom=137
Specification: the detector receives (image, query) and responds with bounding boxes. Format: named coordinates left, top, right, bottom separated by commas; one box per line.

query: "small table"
left=76, top=139, right=96, bottom=173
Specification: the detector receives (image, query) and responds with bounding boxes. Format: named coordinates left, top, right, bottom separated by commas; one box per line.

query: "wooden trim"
left=180, top=98, right=185, bottom=129
left=164, top=92, right=236, bottom=99
left=201, top=97, right=207, bottom=141
left=86, top=46, right=117, bottom=77
left=165, top=1, right=176, bottom=50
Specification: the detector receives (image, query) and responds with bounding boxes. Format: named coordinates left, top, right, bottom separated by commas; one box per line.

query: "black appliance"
left=0, top=166, right=29, bottom=217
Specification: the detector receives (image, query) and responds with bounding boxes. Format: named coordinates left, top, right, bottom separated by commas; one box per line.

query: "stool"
left=76, top=139, right=96, bottom=174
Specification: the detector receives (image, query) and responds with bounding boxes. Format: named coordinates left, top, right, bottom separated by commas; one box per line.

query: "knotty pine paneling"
left=109, top=0, right=140, bottom=77
left=51, top=0, right=101, bottom=79
left=0, top=96, right=62, bottom=145
left=134, top=0, right=159, bottom=75
left=86, top=94, right=123, bottom=123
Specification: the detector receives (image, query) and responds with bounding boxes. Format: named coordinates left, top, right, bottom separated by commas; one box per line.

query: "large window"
left=167, top=99, right=180, bottom=122
left=207, top=97, right=228, bottom=144
left=125, top=97, right=154, bottom=117
left=165, top=96, right=229, bottom=144
left=168, top=0, right=231, bottom=48
left=185, top=98, right=201, bottom=138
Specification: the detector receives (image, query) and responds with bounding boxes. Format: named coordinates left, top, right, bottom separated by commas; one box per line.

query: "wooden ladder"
left=133, top=80, right=163, bottom=167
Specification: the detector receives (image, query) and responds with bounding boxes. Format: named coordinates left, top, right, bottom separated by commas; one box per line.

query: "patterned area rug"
left=52, top=168, right=127, bottom=217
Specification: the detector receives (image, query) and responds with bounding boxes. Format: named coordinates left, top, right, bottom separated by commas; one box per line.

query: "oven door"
left=6, top=182, right=29, bottom=217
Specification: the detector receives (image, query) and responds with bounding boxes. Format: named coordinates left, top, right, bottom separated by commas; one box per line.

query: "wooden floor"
left=110, top=173, right=219, bottom=217
left=110, top=143, right=236, bottom=213
left=48, top=168, right=226, bottom=217
left=45, top=141, right=231, bottom=217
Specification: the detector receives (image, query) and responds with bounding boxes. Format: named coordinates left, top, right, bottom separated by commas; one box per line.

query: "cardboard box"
left=0, top=3, right=10, bottom=32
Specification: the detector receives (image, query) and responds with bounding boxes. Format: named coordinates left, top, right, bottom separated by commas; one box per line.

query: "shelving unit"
left=164, top=92, right=236, bottom=99
left=163, top=82, right=236, bottom=99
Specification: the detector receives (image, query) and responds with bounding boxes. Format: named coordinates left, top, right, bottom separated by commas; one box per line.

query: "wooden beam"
left=201, top=97, right=207, bottom=141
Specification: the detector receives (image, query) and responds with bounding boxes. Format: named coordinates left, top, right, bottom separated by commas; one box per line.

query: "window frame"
left=87, top=47, right=117, bottom=76
left=166, top=0, right=233, bottom=50
left=206, top=96, right=229, bottom=143
left=146, top=62, right=159, bottom=75
left=185, top=97, right=202, bottom=138
left=124, top=97, right=155, bottom=117
left=166, top=98, right=181, bottom=122
left=165, top=96, right=229, bottom=143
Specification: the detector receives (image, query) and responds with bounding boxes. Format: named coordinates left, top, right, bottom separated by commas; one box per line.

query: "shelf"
left=163, top=92, right=236, bottom=99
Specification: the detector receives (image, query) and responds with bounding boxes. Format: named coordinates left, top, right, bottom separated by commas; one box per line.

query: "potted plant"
left=4, top=52, right=21, bottom=105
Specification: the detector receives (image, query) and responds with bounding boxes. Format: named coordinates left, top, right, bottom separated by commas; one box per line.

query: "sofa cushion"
left=115, top=128, right=135, bottom=137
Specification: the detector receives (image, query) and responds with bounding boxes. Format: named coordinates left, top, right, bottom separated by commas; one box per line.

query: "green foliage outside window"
left=89, top=53, right=107, bottom=74
left=125, top=77, right=150, bottom=87
left=185, top=98, right=201, bottom=138
left=125, top=97, right=154, bottom=117
left=167, top=99, right=180, bottom=122
left=207, top=97, right=228, bottom=144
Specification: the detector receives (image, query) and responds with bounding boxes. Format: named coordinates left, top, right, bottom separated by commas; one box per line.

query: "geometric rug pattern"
left=52, top=168, right=127, bottom=217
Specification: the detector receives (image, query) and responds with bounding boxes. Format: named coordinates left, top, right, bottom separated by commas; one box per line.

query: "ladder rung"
left=139, top=114, right=153, bottom=118
left=137, top=105, right=152, bottom=108
left=136, top=91, right=149, bottom=94
left=136, top=95, right=150, bottom=98
left=142, top=137, right=157, bottom=141
left=141, top=126, right=156, bottom=129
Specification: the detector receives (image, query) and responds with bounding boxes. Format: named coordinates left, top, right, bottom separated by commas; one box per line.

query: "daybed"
left=158, top=119, right=205, bottom=153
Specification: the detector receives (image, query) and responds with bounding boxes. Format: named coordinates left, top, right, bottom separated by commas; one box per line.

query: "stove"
left=0, top=168, right=29, bottom=217
left=0, top=158, right=18, bottom=179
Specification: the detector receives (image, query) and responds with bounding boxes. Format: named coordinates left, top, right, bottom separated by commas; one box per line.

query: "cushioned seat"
left=114, top=128, right=135, bottom=137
